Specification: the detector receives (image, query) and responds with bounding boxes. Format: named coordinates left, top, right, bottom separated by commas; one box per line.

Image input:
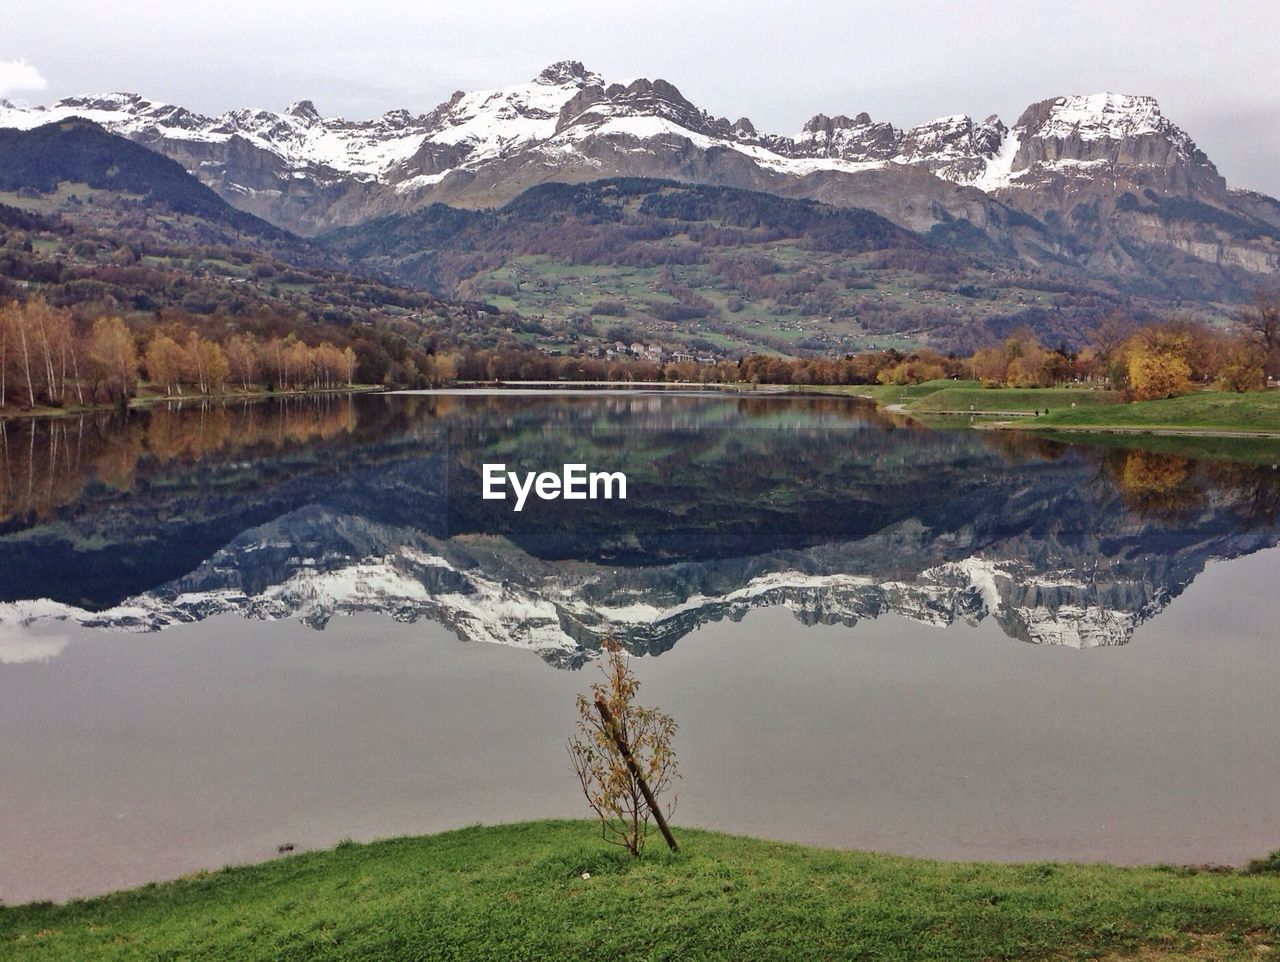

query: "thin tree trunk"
left=16, top=320, right=36, bottom=408
left=36, top=318, right=56, bottom=405
left=593, top=698, right=679, bottom=853
left=58, top=340, right=69, bottom=406
left=70, top=340, right=84, bottom=405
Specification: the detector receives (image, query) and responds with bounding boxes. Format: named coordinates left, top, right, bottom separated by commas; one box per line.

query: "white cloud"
left=0, top=58, right=48, bottom=100
left=0, top=622, right=69, bottom=664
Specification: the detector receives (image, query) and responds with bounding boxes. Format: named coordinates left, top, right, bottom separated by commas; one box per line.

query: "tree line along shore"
left=3, top=294, right=1278, bottom=434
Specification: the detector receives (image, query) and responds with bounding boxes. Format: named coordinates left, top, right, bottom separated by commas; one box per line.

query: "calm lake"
left=2, top=391, right=1279, bottom=903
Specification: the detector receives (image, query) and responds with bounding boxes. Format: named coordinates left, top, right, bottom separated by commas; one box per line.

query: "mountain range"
left=3, top=61, right=1280, bottom=351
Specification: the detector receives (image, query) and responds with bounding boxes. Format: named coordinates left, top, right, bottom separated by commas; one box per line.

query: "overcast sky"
left=3, top=0, right=1279, bottom=194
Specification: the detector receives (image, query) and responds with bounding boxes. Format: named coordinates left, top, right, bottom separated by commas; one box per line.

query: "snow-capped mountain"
left=2, top=499, right=1269, bottom=669
left=0, top=71, right=1208, bottom=193
left=5, top=60, right=1273, bottom=269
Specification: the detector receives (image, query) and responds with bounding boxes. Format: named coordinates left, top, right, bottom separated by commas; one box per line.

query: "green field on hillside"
left=4, top=822, right=1279, bottom=961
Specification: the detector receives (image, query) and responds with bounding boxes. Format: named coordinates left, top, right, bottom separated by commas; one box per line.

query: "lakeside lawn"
left=907, top=386, right=1122, bottom=414
left=3, top=821, right=1279, bottom=961
left=795, top=380, right=1120, bottom=412
left=801, top=381, right=1280, bottom=437
left=1032, top=390, right=1280, bottom=434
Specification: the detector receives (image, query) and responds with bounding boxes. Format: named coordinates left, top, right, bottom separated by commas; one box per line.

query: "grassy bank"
left=800, top=381, right=1280, bottom=439
left=3, top=822, right=1279, bottom=961
left=908, top=386, right=1122, bottom=414
left=794, top=380, right=1120, bottom=413
left=1029, top=390, right=1280, bottom=435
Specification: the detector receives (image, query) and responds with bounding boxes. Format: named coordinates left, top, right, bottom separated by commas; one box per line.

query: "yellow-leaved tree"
left=1126, top=328, right=1194, bottom=400
left=87, top=315, right=139, bottom=407
left=569, top=643, right=679, bottom=856
left=1214, top=343, right=1267, bottom=393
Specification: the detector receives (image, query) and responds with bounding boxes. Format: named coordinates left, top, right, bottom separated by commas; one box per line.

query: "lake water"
left=2, top=392, right=1279, bottom=903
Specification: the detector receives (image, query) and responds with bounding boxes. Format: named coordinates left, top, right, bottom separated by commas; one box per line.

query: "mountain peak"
left=55, top=91, right=152, bottom=113
left=535, top=60, right=602, bottom=88
left=285, top=99, right=321, bottom=123
left=1015, top=91, right=1168, bottom=139
left=1001, top=90, right=1215, bottom=184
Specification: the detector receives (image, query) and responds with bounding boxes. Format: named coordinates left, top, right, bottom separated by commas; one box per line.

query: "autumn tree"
left=876, top=354, right=947, bottom=385
left=1088, top=312, right=1137, bottom=388
left=1236, top=289, right=1280, bottom=378
left=196, top=337, right=230, bottom=394
left=31, top=299, right=69, bottom=405
left=285, top=338, right=310, bottom=391
left=0, top=303, right=12, bottom=407
left=5, top=299, right=80, bottom=406
left=145, top=334, right=188, bottom=396
left=1126, top=327, right=1194, bottom=401
left=1006, top=344, right=1057, bottom=388
left=1215, top=342, right=1267, bottom=393
left=2, top=300, right=48, bottom=407
left=225, top=334, right=259, bottom=391
left=312, top=342, right=346, bottom=389
left=1161, top=316, right=1226, bottom=382
left=569, top=643, right=679, bottom=856
left=87, top=315, right=138, bottom=406
left=260, top=337, right=287, bottom=391
left=342, top=346, right=357, bottom=386
left=969, top=345, right=1007, bottom=386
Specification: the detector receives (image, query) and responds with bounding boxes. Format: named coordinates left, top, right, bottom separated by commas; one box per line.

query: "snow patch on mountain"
left=1036, top=93, right=1170, bottom=142
left=971, top=126, right=1022, bottom=191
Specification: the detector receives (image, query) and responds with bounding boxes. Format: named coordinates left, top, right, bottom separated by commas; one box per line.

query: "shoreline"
left=787, top=382, right=1280, bottom=441
left=0, top=384, right=384, bottom=422
left=983, top=421, right=1280, bottom=440
left=6, top=379, right=1275, bottom=442
left=6, top=818, right=1273, bottom=910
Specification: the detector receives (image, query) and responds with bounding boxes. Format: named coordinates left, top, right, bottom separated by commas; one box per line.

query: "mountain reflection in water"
left=1, top=392, right=1277, bottom=667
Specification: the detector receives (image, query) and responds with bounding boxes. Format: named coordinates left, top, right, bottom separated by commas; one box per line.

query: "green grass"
left=3, top=822, right=1279, bottom=961
left=908, top=386, right=1123, bottom=414
left=1033, top=390, right=1280, bottom=434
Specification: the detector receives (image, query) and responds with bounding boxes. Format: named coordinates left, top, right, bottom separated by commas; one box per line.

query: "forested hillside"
left=323, top=179, right=1167, bottom=355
